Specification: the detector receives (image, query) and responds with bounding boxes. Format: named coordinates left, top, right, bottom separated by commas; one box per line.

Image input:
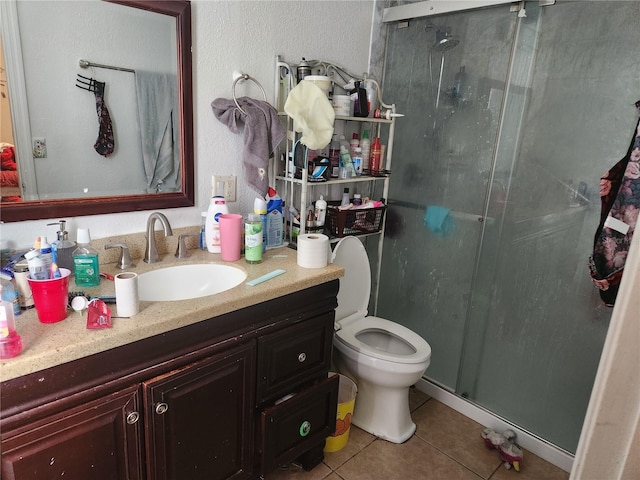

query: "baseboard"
left=415, top=378, right=574, bottom=473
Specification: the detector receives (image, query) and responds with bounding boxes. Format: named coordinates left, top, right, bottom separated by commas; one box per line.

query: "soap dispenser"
left=48, top=220, right=76, bottom=273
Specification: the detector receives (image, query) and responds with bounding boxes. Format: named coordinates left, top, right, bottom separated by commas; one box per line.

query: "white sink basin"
left=138, top=264, right=247, bottom=301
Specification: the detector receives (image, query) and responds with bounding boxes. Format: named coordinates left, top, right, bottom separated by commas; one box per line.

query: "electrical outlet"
left=212, top=175, right=237, bottom=202
left=33, top=137, right=47, bottom=158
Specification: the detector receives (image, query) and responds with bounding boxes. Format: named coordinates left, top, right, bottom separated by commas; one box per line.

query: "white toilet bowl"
left=331, top=237, right=431, bottom=444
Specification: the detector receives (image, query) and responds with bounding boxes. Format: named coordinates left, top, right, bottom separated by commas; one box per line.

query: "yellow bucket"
left=324, top=373, right=357, bottom=453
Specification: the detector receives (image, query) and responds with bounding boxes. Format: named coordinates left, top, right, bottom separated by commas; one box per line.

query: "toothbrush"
left=50, top=247, right=61, bottom=279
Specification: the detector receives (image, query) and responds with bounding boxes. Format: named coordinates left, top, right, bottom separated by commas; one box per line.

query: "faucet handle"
left=175, top=234, right=200, bottom=259
left=105, top=243, right=135, bottom=269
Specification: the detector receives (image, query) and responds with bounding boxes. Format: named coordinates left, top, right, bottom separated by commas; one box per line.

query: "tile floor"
left=267, top=388, right=570, bottom=480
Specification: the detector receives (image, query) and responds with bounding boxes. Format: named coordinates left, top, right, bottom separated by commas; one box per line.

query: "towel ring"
left=232, top=73, right=267, bottom=115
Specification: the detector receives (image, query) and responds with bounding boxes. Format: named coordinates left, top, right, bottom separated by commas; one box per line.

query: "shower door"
left=377, top=1, right=638, bottom=453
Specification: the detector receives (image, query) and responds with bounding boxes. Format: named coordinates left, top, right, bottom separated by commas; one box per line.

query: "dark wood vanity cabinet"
left=1, top=280, right=339, bottom=480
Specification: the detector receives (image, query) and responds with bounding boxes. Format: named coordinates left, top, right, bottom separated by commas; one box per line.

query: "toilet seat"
left=331, top=237, right=431, bottom=365
left=335, top=316, right=431, bottom=364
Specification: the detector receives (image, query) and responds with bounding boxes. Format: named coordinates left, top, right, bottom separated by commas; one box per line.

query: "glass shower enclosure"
left=376, top=0, right=639, bottom=453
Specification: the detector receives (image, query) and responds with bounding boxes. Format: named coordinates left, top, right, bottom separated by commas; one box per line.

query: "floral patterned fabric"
left=93, top=81, right=115, bottom=157
left=589, top=116, right=640, bottom=306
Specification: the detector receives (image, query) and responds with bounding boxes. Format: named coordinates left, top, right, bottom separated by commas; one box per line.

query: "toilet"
left=331, top=236, right=432, bottom=444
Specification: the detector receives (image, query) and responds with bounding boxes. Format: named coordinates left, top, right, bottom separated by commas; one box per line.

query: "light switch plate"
left=212, top=175, right=236, bottom=202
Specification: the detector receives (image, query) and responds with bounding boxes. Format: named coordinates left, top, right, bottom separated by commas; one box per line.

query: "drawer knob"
left=155, top=402, right=169, bottom=415
left=299, top=420, right=311, bottom=437
left=126, top=411, right=140, bottom=424
left=298, top=352, right=307, bottom=363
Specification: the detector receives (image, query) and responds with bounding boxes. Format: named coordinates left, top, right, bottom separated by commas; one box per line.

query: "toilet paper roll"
left=297, top=234, right=330, bottom=269
left=115, top=272, right=139, bottom=317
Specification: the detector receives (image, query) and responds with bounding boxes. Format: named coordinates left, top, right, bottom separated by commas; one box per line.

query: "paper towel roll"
left=297, top=234, right=330, bottom=268
left=115, top=272, right=139, bottom=317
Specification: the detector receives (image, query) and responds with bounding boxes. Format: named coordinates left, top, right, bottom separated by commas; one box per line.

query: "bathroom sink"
left=138, top=264, right=247, bottom=301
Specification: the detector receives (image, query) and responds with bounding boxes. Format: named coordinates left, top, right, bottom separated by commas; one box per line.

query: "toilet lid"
left=331, top=236, right=371, bottom=323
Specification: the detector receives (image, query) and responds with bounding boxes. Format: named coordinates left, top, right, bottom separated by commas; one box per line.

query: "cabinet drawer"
left=256, top=312, right=334, bottom=404
left=258, top=374, right=338, bottom=475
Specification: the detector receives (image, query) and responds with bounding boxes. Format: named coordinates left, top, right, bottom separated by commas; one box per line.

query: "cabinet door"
left=1, top=384, right=143, bottom=480
left=144, top=342, right=255, bottom=480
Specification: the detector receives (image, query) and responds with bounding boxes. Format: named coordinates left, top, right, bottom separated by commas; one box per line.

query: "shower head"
left=426, top=24, right=459, bottom=52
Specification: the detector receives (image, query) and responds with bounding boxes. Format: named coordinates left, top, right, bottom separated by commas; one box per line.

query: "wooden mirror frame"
left=0, top=0, right=193, bottom=223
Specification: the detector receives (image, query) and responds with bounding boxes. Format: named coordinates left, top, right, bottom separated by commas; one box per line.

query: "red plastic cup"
left=219, top=214, right=243, bottom=261
left=27, top=268, right=71, bottom=323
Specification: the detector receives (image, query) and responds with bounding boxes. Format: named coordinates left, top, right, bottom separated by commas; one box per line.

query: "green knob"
left=299, top=420, right=311, bottom=437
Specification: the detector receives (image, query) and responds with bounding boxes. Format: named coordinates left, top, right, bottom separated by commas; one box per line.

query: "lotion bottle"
left=314, top=195, right=327, bottom=227
left=205, top=196, right=229, bottom=253
left=73, top=228, right=100, bottom=287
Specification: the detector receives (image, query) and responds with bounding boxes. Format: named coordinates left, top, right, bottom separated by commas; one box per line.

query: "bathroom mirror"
left=0, top=0, right=193, bottom=222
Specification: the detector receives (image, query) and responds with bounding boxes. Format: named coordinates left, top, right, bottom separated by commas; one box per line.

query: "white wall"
left=1, top=0, right=375, bottom=247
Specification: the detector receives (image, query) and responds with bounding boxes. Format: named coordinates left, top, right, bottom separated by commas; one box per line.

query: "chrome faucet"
left=144, top=212, right=173, bottom=263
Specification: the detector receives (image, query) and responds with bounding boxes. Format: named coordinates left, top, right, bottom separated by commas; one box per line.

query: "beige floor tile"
left=489, top=449, right=569, bottom=480
left=324, top=426, right=377, bottom=470
left=266, top=461, right=333, bottom=480
left=409, top=385, right=431, bottom=412
left=335, top=436, right=483, bottom=480
left=413, top=400, right=502, bottom=479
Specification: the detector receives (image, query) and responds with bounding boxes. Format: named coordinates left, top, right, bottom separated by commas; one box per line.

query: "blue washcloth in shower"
left=424, top=206, right=454, bottom=235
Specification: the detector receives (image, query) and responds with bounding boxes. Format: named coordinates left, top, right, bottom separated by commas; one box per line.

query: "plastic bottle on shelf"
left=329, top=135, right=340, bottom=178
left=370, top=136, right=382, bottom=173
left=314, top=195, right=327, bottom=227
left=360, top=130, right=371, bottom=171
left=0, top=279, right=22, bottom=359
left=340, top=145, right=355, bottom=177
left=205, top=195, right=229, bottom=253
left=353, top=193, right=362, bottom=206
left=73, top=229, right=100, bottom=287
left=341, top=188, right=350, bottom=207
left=349, top=133, right=359, bottom=157
left=352, top=147, right=363, bottom=175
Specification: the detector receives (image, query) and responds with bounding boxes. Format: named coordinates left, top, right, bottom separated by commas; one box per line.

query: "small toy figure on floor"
left=481, top=428, right=524, bottom=471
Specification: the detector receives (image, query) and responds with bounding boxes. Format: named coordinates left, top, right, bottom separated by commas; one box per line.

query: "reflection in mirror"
left=0, top=0, right=193, bottom=222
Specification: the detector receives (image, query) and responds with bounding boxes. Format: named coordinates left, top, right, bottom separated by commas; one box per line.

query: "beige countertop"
left=0, top=247, right=343, bottom=382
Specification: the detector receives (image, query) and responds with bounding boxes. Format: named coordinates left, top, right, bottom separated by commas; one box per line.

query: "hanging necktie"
left=92, top=80, right=115, bottom=157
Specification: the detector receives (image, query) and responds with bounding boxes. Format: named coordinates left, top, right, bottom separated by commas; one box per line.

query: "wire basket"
left=324, top=201, right=387, bottom=238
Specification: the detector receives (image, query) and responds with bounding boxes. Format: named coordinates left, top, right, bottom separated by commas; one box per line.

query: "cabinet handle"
left=155, top=402, right=169, bottom=415
left=126, top=411, right=140, bottom=424
left=299, top=420, right=311, bottom=437
left=297, top=352, right=307, bottom=363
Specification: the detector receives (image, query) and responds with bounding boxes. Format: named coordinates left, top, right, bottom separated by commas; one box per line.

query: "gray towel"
left=135, top=71, right=179, bottom=191
left=212, top=97, right=285, bottom=197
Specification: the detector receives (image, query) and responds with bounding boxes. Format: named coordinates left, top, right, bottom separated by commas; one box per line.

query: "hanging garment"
left=589, top=115, right=640, bottom=306
left=135, top=71, right=179, bottom=191
left=93, top=81, right=115, bottom=157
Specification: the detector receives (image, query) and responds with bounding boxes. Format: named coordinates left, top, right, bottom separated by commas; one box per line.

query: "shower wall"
left=376, top=1, right=639, bottom=453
